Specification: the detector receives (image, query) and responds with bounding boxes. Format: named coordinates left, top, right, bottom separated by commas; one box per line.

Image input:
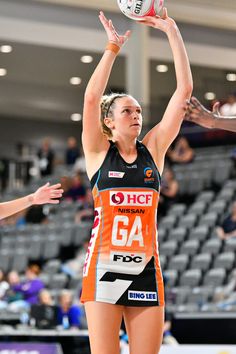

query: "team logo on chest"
left=144, top=167, right=155, bottom=183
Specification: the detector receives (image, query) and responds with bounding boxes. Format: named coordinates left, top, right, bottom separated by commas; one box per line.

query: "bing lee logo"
left=110, top=191, right=153, bottom=206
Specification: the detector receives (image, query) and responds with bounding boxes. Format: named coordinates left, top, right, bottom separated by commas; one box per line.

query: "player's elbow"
left=175, top=80, right=192, bottom=99
left=84, top=92, right=100, bottom=106
left=84, top=92, right=96, bottom=104
left=182, top=83, right=193, bottom=98
left=177, top=78, right=193, bottom=97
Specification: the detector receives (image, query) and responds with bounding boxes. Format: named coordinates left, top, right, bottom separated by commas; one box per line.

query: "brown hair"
left=27, top=264, right=40, bottom=276
left=100, top=93, right=129, bottom=138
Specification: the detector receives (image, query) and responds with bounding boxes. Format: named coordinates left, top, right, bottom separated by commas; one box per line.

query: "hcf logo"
left=110, top=191, right=153, bottom=206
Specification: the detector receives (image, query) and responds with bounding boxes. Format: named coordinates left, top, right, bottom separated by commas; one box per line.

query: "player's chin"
left=130, top=127, right=142, bottom=137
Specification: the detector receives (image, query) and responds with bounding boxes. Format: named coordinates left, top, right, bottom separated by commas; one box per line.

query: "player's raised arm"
left=141, top=8, right=193, bottom=173
left=82, top=12, right=130, bottom=156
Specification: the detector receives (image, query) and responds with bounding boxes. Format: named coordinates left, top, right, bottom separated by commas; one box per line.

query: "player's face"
left=112, top=96, right=143, bottom=137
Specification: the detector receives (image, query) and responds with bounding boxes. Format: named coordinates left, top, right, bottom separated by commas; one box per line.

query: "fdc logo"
left=111, top=251, right=145, bottom=264
left=113, top=254, right=143, bottom=263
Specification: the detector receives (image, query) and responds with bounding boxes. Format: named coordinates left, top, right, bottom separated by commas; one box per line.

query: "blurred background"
left=0, top=0, right=236, bottom=158
left=0, top=1, right=236, bottom=354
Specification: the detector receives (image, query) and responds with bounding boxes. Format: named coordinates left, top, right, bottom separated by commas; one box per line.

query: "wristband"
left=105, top=42, right=120, bottom=55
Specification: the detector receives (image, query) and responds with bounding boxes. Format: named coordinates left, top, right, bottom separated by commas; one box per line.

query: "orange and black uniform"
left=81, top=141, right=164, bottom=306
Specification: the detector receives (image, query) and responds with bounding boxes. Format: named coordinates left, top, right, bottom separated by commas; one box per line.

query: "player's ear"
left=104, top=117, right=114, bottom=129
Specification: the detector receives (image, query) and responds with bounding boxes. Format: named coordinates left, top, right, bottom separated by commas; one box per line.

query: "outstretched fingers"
left=121, top=30, right=131, bottom=44
left=184, top=99, right=199, bottom=120
left=212, top=101, right=220, bottom=115
left=185, top=99, right=196, bottom=111
left=33, top=182, right=63, bottom=205
left=190, top=96, right=204, bottom=110
left=99, top=11, right=113, bottom=35
left=48, top=199, right=61, bottom=204
left=140, top=16, right=157, bottom=27
left=99, top=11, right=108, bottom=25
left=48, top=183, right=62, bottom=190
left=48, top=184, right=63, bottom=198
left=99, top=11, right=131, bottom=45
left=108, top=19, right=119, bottom=39
left=161, top=7, right=168, bottom=19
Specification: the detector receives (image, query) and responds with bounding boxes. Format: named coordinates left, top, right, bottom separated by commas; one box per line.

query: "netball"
left=117, top=0, right=164, bottom=20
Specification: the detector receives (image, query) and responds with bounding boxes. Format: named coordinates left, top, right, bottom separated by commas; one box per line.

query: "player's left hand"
left=32, top=182, right=64, bottom=205
left=139, top=8, right=177, bottom=34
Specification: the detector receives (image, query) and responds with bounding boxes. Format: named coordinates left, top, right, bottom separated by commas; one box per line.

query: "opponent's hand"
left=184, top=96, right=220, bottom=129
left=31, top=182, right=63, bottom=205
left=99, top=11, right=131, bottom=47
left=139, top=8, right=177, bottom=34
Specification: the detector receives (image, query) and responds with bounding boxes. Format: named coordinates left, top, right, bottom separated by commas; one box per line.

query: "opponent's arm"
left=185, top=96, right=236, bottom=132
left=0, top=183, right=63, bottom=220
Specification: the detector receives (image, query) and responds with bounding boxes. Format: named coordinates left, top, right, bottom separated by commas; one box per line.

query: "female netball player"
left=185, top=96, right=236, bottom=132
left=81, top=9, right=192, bottom=354
left=0, top=182, right=63, bottom=220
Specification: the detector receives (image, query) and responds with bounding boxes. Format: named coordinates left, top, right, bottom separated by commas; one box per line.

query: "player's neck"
left=113, top=137, right=137, bottom=155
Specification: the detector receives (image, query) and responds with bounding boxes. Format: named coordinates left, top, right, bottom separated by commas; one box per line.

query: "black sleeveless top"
left=91, top=140, right=161, bottom=191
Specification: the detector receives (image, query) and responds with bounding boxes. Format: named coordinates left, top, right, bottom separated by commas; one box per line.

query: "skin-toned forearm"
left=84, top=50, right=117, bottom=101
left=214, top=116, right=236, bottom=132
left=167, top=27, right=193, bottom=92
left=185, top=97, right=236, bottom=132
left=0, top=194, right=34, bottom=220
left=0, top=183, right=63, bottom=220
